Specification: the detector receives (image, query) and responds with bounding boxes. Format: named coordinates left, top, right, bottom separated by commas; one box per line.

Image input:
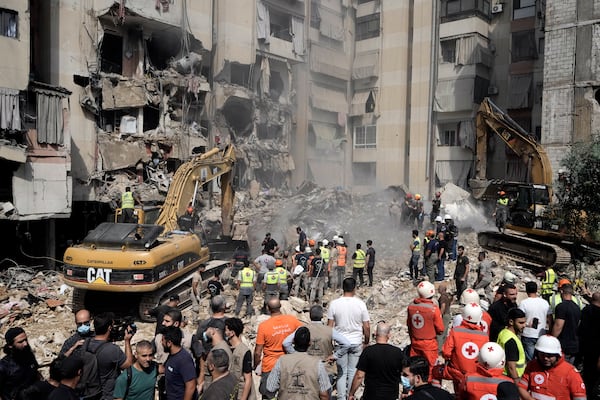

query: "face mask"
left=401, top=376, right=412, bottom=390
left=77, top=324, right=91, bottom=335
left=203, top=331, right=212, bottom=343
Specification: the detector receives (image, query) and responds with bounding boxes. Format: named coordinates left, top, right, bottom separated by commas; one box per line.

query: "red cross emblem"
left=479, top=395, right=497, bottom=400
left=461, top=341, right=479, bottom=359
left=412, top=313, right=424, bottom=329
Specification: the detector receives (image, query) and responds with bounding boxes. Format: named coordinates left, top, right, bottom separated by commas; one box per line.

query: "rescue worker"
left=494, top=191, right=509, bottom=233
left=308, top=248, right=327, bottom=305
left=334, top=237, right=347, bottom=290
left=319, top=240, right=331, bottom=289
left=548, top=278, right=584, bottom=318
left=473, top=251, right=494, bottom=298
left=444, top=214, right=458, bottom=261
left=262, top=263, right=280, bottom=314
left=407, top=281, right=445, bottom=374
left=401, top=193, right=413, bottom=225
left=496, top=308, right=527, bottom=380
left=453, top=289, right=493, bottom=334
left=430, top=191, right=442, bottom=225
left=230, top=245, right=250, bottom=286
left=291, top=246, right=309, bottom=298
left=421, top=229, right=433, bottom=277
left=438, top=303, right=489, bottom=391
left=436, top=231, right=446, bottom=281
left=274, top=259, right=290, bottom=300
left=120, top=186, right=142, bottom=223
left=408, top=230, right=421, bottom=280
left=414, top=194, right=425, bottom=230
left=460, top=342, right=513, bottom=400
left=234, top=262, right=255, bottom=317
left=538, top=265, right=556, bottom=301
left=178, top=206, right=198, bottom=231
left=423, top=230, right=439, bottom=283
left=517, top=335, right=586, bottom=400
left=351, top=243, right=366, bottom=287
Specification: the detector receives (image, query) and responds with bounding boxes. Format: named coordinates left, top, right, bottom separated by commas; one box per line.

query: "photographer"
left=87, top=312, right=134, bottom=400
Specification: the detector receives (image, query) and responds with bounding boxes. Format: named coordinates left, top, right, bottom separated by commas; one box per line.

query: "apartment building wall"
left=0, top=1, right=29, bottom=90
left=542, top=0, right=600, bottom=175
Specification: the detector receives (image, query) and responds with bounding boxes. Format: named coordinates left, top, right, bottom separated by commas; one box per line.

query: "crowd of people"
left=1, top=218, right=599, bottom=400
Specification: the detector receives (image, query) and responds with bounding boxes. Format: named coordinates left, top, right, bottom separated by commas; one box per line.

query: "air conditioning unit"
left=488, top=86, right=499, bottom=95
left=491, top=4, right=503, bottom=14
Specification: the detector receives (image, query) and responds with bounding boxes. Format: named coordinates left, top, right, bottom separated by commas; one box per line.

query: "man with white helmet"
left=459, top=342, right=513, bottom=400
left=334, top=237, right=347, bottom=291
left=517, top=335, right=586, bottom=400
left=453, top=288, right=493, bottom=333
left=437, top=302, right=489, bottom=391
left=443, top=214, right=458, bottom=261
left=407, top=281, right=445, bottom=372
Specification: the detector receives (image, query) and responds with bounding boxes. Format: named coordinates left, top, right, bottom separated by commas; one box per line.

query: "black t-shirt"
left=165, top=349, right=197, bottom=400
left=454, top=255, right=469, bottom=279
left=149, top=304, right=175, bottom=335
left=407, top=384, right=454, bottom=400
left=356, top=343, right=405, bottom=400
left=241, top=350, right=253, bottom=373
left=298, top=231, right=307, bottom=248
left=488, top=300, right=517, bottom=342
left=207, top=280, right=224, bottom=297
left=48, top=383, right=79, bottom=400
left=311, top=257, right=326, bottom=277
left=555, top=299, right=581, bottom=354
left=87, top=339, right=126, bottom=400
left=504, top=337, right=519, bottom=362
left=295, top=253, right=308, bottom=270
left=366, top=247, right=376, bottom=267
left=263, top=238, right=278, bottom=254
left=202, top=373, right=238, bottom=400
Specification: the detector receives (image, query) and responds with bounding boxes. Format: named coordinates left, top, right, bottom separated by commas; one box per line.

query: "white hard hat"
left=444, top=214, right=452, bottom=220
left=336, top=238, right=344, bottom=245
left=503, top=271, right=516, bottom=284
left=322, top=239, right=329, bottom=246
left=535, top=335, right=562, bottom=355
left=435, top=216, right=443, bottom=223
left=417, top=281, right=435, bottom=299
left=304, top=246, right=312, bottom=253
left=332, top=235, right=339, bottom=241
left=460, top=288, right=480, bottom=305
left=478, top=342, right=505, bottom=369
left=295, top=245, right=300, bottom=252
left=462, top=302, right=483, bottom=324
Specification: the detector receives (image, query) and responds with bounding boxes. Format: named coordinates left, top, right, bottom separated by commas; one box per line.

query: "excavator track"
left=478, top=230, right=571, bottom=271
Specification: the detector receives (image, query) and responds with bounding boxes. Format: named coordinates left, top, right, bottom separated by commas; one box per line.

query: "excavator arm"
left=470, top=97, right=553, bottom=199
left=155, top=145, right=236, bottom=234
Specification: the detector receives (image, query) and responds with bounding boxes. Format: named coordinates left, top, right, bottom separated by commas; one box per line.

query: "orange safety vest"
left=337, top=245, right=347, bottom=267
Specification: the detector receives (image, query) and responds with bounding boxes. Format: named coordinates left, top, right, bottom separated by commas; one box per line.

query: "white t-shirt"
left=518, top=296, right=550, bottom=339
left=255, top=254, right=275, bottom=274
left=327, top=296, right=370, bottom=345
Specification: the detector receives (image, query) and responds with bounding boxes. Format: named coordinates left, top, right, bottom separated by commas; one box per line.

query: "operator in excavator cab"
left=177, top=205, right=198, bottom=232
left=494, top=191, right=509, bottom=233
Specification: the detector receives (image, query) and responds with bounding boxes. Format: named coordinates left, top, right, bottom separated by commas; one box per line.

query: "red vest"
left=442, top=322, right=490, bottom=383
left=461, top=366, right=513, bottom=400
left=407, top=298, right=445, bottom=343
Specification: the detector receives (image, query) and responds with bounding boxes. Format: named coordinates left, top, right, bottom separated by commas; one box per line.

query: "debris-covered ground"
left=1, top=183, right=599, bottom=387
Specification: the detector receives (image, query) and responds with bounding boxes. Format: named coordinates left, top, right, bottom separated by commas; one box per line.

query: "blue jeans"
left=335, top=344, right=362, bottom=400
left=436, top=258, right=445, bottom=281
left=522, top=336, right=538, bottom=362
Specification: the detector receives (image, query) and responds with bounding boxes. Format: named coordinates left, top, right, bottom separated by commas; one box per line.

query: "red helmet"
left=405, top=193, right=413, bottom=199
left=499, top=191, right=506, bottom=196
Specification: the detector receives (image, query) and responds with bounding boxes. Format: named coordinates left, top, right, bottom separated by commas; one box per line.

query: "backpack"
left=77, top=338, right=109, bottom=400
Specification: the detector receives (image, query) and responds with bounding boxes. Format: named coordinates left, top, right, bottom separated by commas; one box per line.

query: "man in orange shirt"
left=253, top=298, right=302, bottom=399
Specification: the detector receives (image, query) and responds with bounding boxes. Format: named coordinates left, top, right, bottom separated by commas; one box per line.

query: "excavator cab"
left=507, top=184, right=551, bottom=229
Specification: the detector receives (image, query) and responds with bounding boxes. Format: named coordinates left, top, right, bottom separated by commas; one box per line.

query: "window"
left=438, top=123, right=459, bottom=146
left=352, top=162, right=376, bottom=185
left=538, top=37, right=545, bottom=55
left=310, top=0, right=320, bottom=29
left=441, top=39, right=457, bottom=63
left=354, top=125, right=377, bottom=149
left=0, top=9, right=17, bottom=38
left=357, top=0, right=373, bottom=4
left=270, top=9, right=292, bottom=42
left=356, top=13, right=380, bottom=41
left=513, top=0, right=536, bottom=19
left=511, top=30, right=537, bottom=62
left=441, top=0, right=490, bottom=21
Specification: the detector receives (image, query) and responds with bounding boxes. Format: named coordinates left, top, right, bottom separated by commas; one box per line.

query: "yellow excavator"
left=469, top=98, right=599, bottom=269
left=63, top=145, right=241, bottom=319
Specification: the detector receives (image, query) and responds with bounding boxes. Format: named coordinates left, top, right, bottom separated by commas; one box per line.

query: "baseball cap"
left=169, top=294, right=180, bottom=301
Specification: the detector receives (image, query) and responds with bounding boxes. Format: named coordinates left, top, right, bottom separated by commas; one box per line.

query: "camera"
left=110, top=317, right=137, bottom=342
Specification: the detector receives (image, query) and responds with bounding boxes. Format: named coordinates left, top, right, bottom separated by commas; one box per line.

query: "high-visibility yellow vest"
left=412, top=237, right=421, bottom=253
left=275, top=266, right=288, bottom=284
left=320, top=247, right=330, bottom=263
left=497, top=328, right=526, bottom=378
left=239, top=267, right=254, bottom=288
left=122, top=192, right=134, bottom=209
left=265, top=271, right=279, bottom=285
left=541, top=268, right=556, bottom=296
left=550, top=293, right=582, bottom=314
left=498, top=197, right=509, bottom=206
left=353, top=249, right=366, bottom=269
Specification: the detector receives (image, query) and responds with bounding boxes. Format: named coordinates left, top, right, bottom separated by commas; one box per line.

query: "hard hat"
left=322, top=239, right=329, bottom=246
left=535, top=335, right=562, bottom=355
left=187, top=206, right=194, bottom=213
left=444, top=214, right=452, bottom=221
left=478, top=342, right=506, bottom=369
left=435, top=216, right=443, bottom=223
left=425, top=229, right=433, bottom=237
left=460, top=288, right=480, bottom=305
left=499, top=191, right=506, bottom=196
left=414, top=194, right=421, bottom=200
left=462, top=302, right=483, bottom=324
left=417, top=281, right=435, bottom=299
left=336, top=238, right=345, bottom=245
left=503, top=272, right=517, bottom=284
left=305, top=246, right=312, bottom=253
left=405, top=193, right=413, bottom=199
left=435, top=191, right=441, bottom=198
left=295, top=245, right=301, bottom=252
left=275, top=259, right=283, bottom=266
left=308, top=239, right=316, bottom=247
left=558, top=278, right=571, bottom=288
left=332, top=235, right=339, bottom=241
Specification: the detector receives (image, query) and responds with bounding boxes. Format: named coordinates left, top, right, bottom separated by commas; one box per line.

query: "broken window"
left=0, top=9, right=17, bottom=38
left=270, top=8, right=293, bottom=42
left=353, top=162, right=376, bottom=186
left=511, top=30, right=537, bottom=62
left=147, top=30, right=182, bottom=70
left=143, top=106, right=159, bottom=132
left=257, top=124, right=282, bottom=140
left=353, top=125, right=376, bottom=149
left=441, top=39, right=457, bottom=63
left=269, top=71, right=284, bottom=101
left=356, top=13, right=380, bottom=41
left=231, top=64, right=251, bottom=87
left=438, top=123, right=459, bottom=146
left=100, top=33, right=123, bottom=74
